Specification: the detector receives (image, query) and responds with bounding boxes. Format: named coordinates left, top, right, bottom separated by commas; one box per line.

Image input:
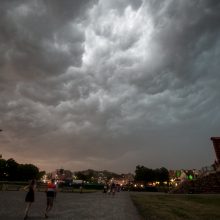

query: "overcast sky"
left=0, top=0, right=220, bottom=173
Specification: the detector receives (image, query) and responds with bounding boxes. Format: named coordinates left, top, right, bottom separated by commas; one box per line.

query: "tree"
left=0, top=156, right=43, bottom=181
left=0, top=159, right=7, bottom=181
left=17, top=164, right=39, bottom=181
left=135, top=165, right=146, bottom=181
left=86, top=170, right=95, bottom=182
left=135, top=165, right=169, bottom=185
left=135, top=165, right=154, bottom=184
left=75, top=172, right=87, bottom=181
left=37, top=171, right=46, bottom=180
left=159, top=167, right=169, bottom=182
left=6, top=158, right=18, bottom=181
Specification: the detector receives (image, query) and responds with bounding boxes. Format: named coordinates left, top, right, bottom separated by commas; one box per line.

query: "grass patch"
left=131, top=193, right=220, bottom=220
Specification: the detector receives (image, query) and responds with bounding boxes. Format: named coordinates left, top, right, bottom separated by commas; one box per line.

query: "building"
left=113, top=173, right=134, bottom=186
left=211, top=137, right=220, bottom=163
left=211, top=137, right=220, bottom=171
left=49, top=169, right=73, bottom=182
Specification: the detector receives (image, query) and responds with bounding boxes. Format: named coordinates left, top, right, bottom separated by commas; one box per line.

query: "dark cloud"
left=0, top=0, right=220, bottom=173
left=0, top=0, right=92, bottom=82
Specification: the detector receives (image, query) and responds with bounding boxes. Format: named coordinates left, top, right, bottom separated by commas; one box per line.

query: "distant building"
left=211, top=137, right=220, bottom=171
left=169, top=169, right=200, bottom=186
left=111, top=173, right=134, bottom=186
left=51, top=169, right=73, bottom=181
left=211, top=137, right=220, bottom=163
left=72, top=179, right=83, bottom=184
left=200, top=166, right=215, bottom=176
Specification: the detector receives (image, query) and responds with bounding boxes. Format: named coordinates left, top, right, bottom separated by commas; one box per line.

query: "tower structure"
left=211, top=137, right=220, bottom=164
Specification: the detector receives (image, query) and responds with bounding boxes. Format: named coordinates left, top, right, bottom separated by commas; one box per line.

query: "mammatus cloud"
left=0, top=0, right=220, bottom=172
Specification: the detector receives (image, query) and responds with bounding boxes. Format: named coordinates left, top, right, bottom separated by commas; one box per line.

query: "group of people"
left=103, top=182, right=119, bottom=195
left=24, top=179, right=57, bottom=219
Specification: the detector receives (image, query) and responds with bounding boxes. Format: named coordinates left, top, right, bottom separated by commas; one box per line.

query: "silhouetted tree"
left=0, top=156, right=43, bottom=181
left=158, top=167, right=169, bottom=183
left=0, top=158, right=7, bottom=181
left=6, top=158, right=18, bottom=181
left=135, top=165, right=154, bottom=183
left=135, top=165, right=169, bottom=184
left=17, top=164, right=39, bottom=181
left=135, top=165, right=146, bottom=181
left=37, top=171, right=46, bottom=180
left=75, top=172, right=87, bottom=181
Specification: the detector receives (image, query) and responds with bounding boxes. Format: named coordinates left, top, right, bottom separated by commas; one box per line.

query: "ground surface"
left=0, top=191, right=141, bottom=220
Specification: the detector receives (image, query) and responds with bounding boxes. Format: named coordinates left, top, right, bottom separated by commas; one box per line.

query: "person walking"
left=103, top=183, right=107, bottom=193
left=24, top=179, right=37, bottom=220
left=45, top=179, right=57, bottom=218
left=110, top=182, right=116, bottom=196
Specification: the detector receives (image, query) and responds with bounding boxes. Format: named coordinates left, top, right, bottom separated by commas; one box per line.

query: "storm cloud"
left=0, top=0, right=220, bottom=172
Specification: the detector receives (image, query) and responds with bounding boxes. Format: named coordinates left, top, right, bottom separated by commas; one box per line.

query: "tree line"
left=0, top=157, right=45, bottom=181
left=74, top=169, right=121, bottom=183
left=0, top=156, right=170, bottom=183
left=135, top=165, right=169, bottom=184
left=74, top=166, right=170, bottom=185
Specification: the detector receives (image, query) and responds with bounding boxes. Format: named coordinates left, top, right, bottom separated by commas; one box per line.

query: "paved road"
left=0, top=191, right=141, bottom=220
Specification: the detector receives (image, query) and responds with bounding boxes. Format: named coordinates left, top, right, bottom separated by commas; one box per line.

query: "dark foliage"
left=0, top=157, right=44, bottom=181
left=135, top=165, right=169, bottom=184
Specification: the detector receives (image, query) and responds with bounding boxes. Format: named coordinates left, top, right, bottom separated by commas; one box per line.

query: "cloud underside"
left=0, top=0, right=220, bottom=172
